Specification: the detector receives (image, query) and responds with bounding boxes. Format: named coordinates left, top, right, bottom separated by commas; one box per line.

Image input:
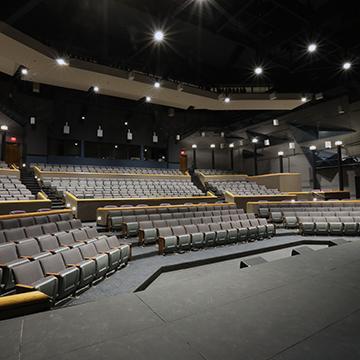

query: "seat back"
left=71, top=229, right=88, bottom=242
left=12, top=261, right=44, bottom=284
left=172, top=226, right=186, bottom=236
left=16, top=238, right=42, bottom=257
left=19, top=217, right=35, bottom=228
left=40, top=253, right=66, bottom=273
left=79, top=243, right=98, bottom=258
left=24, top=225, right=44, bottom=238
left=4, top=228, right=27, bottom=242
left=0, top=243, right=18, bottom=262
left=56, top=221, right=72, bottom=232
left=61, top=248, right=83, bottom=265
left=37, top=234, right=61, bottom=251
left=56, top=232, right=75, bottom=246
left=158, top=227, right=173, bottom=238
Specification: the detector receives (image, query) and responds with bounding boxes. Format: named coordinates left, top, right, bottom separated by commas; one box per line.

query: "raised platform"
left=2, top=239, right=360, bottom=359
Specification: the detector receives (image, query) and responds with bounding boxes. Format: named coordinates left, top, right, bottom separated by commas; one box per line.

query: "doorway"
left=5, top=143, right=21, bottom=166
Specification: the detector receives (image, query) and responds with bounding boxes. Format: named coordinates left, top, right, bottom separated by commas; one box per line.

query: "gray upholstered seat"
left=220, top=222, right=238, bottom=243
left=184, top=224, right=204, bottom=248
left=138, top=222, right=157, bottom=245
left=158, top=227, right=177, bottom=254
left=230, top=221, right=248, bottom=242
left=105, top=236, right=130, bottom=265
left=209, top=223, right=227, bottom=244
left=0, top=243, right=29, bottom=290
left=61, top=248, right=96, bottom=288
left=93, top=238, right=121, bottom=271
left=37, top=234, right=68, bottom=253
left=4, top=228, right=27, bottom=242
left=40, top=254, right=79, bottom=299
left=56, top=221, right=72, bottom=232
left=56, top=232, right=83, bottom=248
left=197, top=223, right=216, bottom=246
left=240, top=220, right=258, bottom=240
left=16, top=238, right=51, bottom=261
left=12, top=260, right=58, bottom=299
left=24, top=225, right=44, bottom=239
left=172, top=226, right=191, bottom=251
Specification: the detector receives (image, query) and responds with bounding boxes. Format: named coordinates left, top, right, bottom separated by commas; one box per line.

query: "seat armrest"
left=16, top=284, right=35, bottom=293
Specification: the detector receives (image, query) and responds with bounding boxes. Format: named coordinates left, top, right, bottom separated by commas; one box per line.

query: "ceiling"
left=1, top=0, right=360, bottom=95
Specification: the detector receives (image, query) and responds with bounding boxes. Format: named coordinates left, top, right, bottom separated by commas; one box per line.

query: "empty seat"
left=158, top=227, right=177, bottom=254
left=35, top=216, right=49, bottom=225
left=61, top=248, right=96, bottom=288
left=326, top=217, right=343, bottom=235
left=220, top=222, right=238, bottom=243
left=12, top=260, right=58, bottom=299
left=300, top=217, right=315, bottom=235
left=208, top=223, right=227, bottom=245
left=79, top=244, right=109, bottom=279
left=270, top=212, right=283, bottom=223
left=71, top=229, right=94, bottom=243
left=172, top=226, right=191, bottom=251
left=93, top=238, right=121, bottom=271
left=230, top=221, right=248, bottom=242
left=4, top=228, right=27, bottom=242
left=240, top=220, right=258, bottom=240
left=138, top=222, right=157, bottom=245
left=24, top=225, right=44, bottom=239
left=84, top=227, right=100, bottom=239
left=250, top=219, right=266, bottom=239
left=184, top=224, right=204, bottom=249
left=284, top=216, right=298, bottom=229
left=69, top=219, right=82, bottom=229
left=48, top=214, right=61, bottom=223
left=314, top=217, right=328, bottom=235
left=0, top=243, right=29, bottom=290
left=59, top=213, right=73, bottom=221
left=197, top=224, right=216, bottom=246
left=37, top=234, right=68, bottom=254
left=258, top=218, right=275, bottom=237
left=42, top=222, right=58, bottom=235
left=340, top=217, right=357, bottom=235
left=56, top=221, right=72, bottom=232
left=19, top=217, right=35, bottom=228
left=16, top=238, right=51, bottom=261
left=40, top=254, right=79, bottom=299
left=105, top=236, right=130, bottom=265
left=1, top=219, right=20, bottom=229
left=110, top=216, right=123, bottom=231
left=56, top=232, right=83, bottom=248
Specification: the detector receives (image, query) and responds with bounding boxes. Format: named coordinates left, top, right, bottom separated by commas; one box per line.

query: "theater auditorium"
left=0, top=1, right=360, bottom=359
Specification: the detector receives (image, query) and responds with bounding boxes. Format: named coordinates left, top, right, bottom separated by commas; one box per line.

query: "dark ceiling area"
left=1, top=0, right=360, bottom=97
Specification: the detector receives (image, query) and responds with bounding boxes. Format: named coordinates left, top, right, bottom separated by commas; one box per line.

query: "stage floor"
left=2, top=239, right=360, bottom=360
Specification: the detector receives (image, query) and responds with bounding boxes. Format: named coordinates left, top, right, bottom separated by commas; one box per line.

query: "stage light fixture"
left=307, top=43, right=317, bottom=53
left=224, top=97, right=230, bottom=103
left=21, top=67, right=28, bottom=76
left=154, top=81, right=160, bottom=88
left=146, top=96, right=152, bottom=102
left=93, top=86, right=99, bottom=93
left=56, top=58, right=68, bottom=66
left=154, top=30, right=165, bottom=42
left=254, top=67, right=263, bottom=75
left=301, top=96, right=307, bottom=102
left=343, top=62, right=351, bottom=70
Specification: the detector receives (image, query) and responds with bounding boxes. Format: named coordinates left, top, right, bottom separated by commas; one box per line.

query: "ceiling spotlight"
left=93, top=86, right=99, bottom=93
left=0, top=125, right=8, bottom=131
left=278, top=151, right=284, bottom=156
left=301, top=96, right=307, bottom=103
left=307, top=43, right=317, bottom=53
left=309, top=145, right=317, bottom=151
left=56, top=58, right=68, bottom=66
left=145, top=96, right=152, bottom=102
left=192, top=144, right=197, bottom=149
left=124, top=121, right=128, bottom=126
left=154, top=30, right=164, bottom=42
left=154, top=81, right=160, bottom=88
left=114, top=145, right=118, bottom=149
left=224, top=97, right=230, bottom=103
left=81, top=115, right=86, bottom=120
left=273, top=119, right=279, bottom=126
left=229, top=143, right=234, bottom=148
left=252, top=138, right=258, bottom=144
left=264, top=139, right=270, bottom=146
left=210, top=144, right=216, bottom=149
left=21, top=67, right=29, bottom=76
left=335, top=140, right=343, bottom=146
left=254, top=67, right=263, bottom=75
left=343, top=62, right=351, bottom=70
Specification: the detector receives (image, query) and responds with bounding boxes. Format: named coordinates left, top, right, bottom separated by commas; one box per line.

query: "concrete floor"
left=2, top=239, right=360, bottom=360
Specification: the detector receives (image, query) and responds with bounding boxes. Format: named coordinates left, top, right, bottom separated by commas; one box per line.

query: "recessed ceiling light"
left=124, top=121, right=128, bottom=126
left=252, top=138, right=258, bottom=144
left=154, top=30, right=164, bottom=42
left=93, top=86, right=99, bottom=93
left=210, top=144, right=216, bottom=148
left=224, top=97, right=230, bottom=103
left=21, top=68, right=28, bottom=75
left=254, top=67, right=263, bottom=75
left=301, top=96, right=307, bottom=102
left=154, top=81, right=160, bottom=88
left=307, top=43, right=317, bottom=53
left=343, top=62, right=351, bottom=70
left=56, top=58, right=68, bottom=66
left=146, top=96, right=152, bottom=102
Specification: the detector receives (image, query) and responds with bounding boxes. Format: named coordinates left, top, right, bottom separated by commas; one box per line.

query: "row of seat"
left=3, top=236, right=130, bottom=301
left=0, top=212, right=72, bottom=230
left=0, top=175, right=34, bottom=200
left=0, top=219, right=83, bottom=244
left=119, top=211, right=251, bottom=240
left=207, top=180, right=281, bottom=196
left=259, top=204, right=360, bottom=218
left=138, top=214, right=275, bottom=245
left=157, top=219, right=275, bottom=254
left=44, top=177, right=204, bottom=199
left=110, top=208, right=244, bottom=231
left=198, top=169, right=240, bottom=175
left=273, top=211, right=360, bottom=225
left=35, top=163, right=183, bottom=175
left=298, top=216, right=360, bottom=235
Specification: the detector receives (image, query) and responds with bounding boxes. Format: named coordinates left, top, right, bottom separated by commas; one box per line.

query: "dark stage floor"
left=2, top=238, right=360, bottom=360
